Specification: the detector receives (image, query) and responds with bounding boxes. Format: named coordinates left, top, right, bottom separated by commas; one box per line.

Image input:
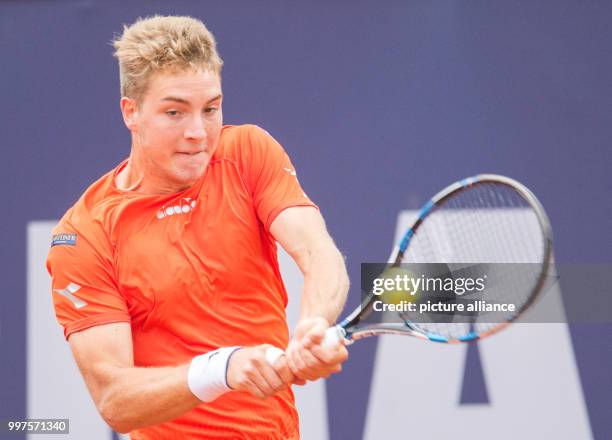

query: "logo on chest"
left=156, top=197, right=198, bottom=220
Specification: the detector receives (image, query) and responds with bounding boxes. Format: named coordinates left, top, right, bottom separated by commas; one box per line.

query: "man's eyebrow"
left=206, top=94, right=223, bottom=103
left=160, top=94, right=223, bottom=104
left=161, top=96, right=189, bottom=104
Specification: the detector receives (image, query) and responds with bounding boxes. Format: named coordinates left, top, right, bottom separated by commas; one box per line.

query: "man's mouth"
left=177, top=150, right=205, bottom=156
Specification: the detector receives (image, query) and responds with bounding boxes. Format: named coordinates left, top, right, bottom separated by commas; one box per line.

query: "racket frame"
left=335, top=174, right=553, bottom=344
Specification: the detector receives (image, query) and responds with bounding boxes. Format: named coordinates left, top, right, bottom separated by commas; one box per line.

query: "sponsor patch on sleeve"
left=51, top=233, right=77, bottom=247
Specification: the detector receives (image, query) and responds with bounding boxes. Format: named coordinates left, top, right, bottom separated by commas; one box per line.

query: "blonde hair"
left=112, top=15, right=223, bottom=102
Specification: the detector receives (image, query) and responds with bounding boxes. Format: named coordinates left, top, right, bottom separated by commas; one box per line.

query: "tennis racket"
left=267, top=174, right=553, bottom=363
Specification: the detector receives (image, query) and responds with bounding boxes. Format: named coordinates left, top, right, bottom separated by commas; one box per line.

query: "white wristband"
left=187, top=346, right=242, bottom=402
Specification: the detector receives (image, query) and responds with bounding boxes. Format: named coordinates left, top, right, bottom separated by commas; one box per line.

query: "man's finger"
left=271, top=355, right=296, bottom=385
left=301, top=324, right=328, bottom=347
left=292, top=377, right=307, bottom=386
left=260, top=364, right=286, bottom=393
left=288, top=342, right=321, bottom=381
left=309, top=341, right=349, bottom=364
left=292, top=345, right=332, bottom=381
left=285, top=341, right=306, bottom=379
left=247, top=366, right=277, bottom=399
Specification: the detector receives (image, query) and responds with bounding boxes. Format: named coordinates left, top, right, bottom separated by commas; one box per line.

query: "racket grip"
left=322, top=326, right=346, bottom=348
left=266, top=327, right=346, bottom=366
left=265, top=346, right=284, bottom=365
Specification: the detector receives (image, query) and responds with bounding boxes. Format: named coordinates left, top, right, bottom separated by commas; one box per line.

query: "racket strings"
left=399, top=182, right=546, bottom=339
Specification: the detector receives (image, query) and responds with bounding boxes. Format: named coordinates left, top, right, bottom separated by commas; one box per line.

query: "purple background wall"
left=1, top=1, right=611, bottom=438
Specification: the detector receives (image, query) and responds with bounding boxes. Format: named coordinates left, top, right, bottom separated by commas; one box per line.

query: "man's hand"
left=226, top=345, right=297, bottom=400
left=286, top=317, right=349, bottom=382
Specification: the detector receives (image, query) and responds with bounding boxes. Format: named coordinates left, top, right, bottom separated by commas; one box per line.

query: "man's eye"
left=204, top=107, right=218, bottom=114
left=166, top=110, right=181, bottom=117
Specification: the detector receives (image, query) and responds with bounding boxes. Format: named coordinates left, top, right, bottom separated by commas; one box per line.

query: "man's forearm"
left=95, top=363, right=199, bottom=433
left=270, top=207, right=350, bottom=381
left=286, top=239, right=350, bottom=381
left=298, top=239, right=349, bottom=323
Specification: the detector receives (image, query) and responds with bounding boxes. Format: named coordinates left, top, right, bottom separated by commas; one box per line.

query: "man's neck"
left=115, top=149, right=181, bottom=194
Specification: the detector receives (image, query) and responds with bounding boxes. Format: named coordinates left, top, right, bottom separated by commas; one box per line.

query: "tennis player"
left=46, top=15, right=349, bottom=439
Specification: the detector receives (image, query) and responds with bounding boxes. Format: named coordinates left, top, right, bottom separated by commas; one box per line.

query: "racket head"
left=341, top=174, right=553, bottom=344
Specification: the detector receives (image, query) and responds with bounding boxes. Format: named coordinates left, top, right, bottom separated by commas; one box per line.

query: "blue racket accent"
left=398, top=199, right=434, bottom=253
left=398, top=229, right=414, bottom=252
left=418, top=199, right=434, bottom=220
left=458, top=332, right=479, bottom=342
left=427, top=333, right=448, bottom=343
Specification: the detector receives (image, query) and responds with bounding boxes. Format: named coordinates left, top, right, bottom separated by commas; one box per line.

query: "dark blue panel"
left=1, top=1, right=611, bottom=439
left=460, top=342, right=489, bottom=405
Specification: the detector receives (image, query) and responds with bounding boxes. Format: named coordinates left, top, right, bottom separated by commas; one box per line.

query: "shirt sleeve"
left=46, top=217, right=130, bottom=339
left=241, top=125, right=318, bottom=230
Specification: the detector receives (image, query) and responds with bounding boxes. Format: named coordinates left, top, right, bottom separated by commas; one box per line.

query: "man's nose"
left=184, top=115, right=206, bottom=141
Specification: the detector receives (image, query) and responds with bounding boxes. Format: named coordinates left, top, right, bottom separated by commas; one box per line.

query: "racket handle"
left=265, top=326, right=347, bottom=366
left=322, top=326, right=346, bottom=348
left=265, top=346, right=284, bottom=365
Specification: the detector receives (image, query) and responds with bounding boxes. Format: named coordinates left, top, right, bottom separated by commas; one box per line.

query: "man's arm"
left=68, top=323, right=294, bottom=433
left=270, top=206, right=350, bottom=381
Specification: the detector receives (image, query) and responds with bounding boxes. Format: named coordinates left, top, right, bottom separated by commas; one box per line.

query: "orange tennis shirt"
left=46, top=125, right=317, bottom=439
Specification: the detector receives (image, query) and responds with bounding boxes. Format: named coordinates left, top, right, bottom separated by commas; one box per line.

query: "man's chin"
left=172, top=166, right=207, bottom=190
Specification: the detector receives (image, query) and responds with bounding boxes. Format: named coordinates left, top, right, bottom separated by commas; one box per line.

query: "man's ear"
left=120, top=97, right=139, bottom=132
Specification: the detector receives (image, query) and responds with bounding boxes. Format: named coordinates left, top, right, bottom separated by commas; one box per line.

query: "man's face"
left=125, top=68, right=223, bottom=193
